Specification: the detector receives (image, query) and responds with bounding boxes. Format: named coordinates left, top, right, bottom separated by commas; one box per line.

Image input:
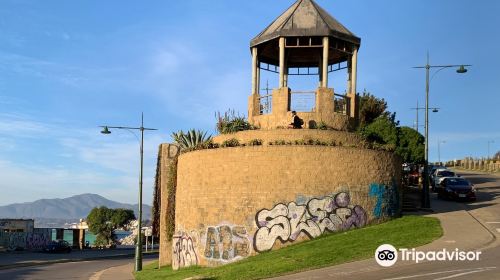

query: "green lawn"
left=135, top=215, right=442, bottom=280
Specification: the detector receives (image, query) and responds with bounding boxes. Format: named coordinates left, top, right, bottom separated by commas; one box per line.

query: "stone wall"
left=212, top=129, right=363, bottom=147
left=171, top=144, right=401, bottom=269
left=158, top=144, right=181, bottom=267
left=248, top=87, right=355, bottom=130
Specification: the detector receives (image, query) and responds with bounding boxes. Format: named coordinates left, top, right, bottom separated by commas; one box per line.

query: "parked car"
left=427, top=165, right=446, bottom=185
left=436, top=177, right=476, bottom=201
left=432, top=169, right=457, bottom=191
left=430, top=168, right=447, bottom=188
left=44, top=239, right=72, bottom=253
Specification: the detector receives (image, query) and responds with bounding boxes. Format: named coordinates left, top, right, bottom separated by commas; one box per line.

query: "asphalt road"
left=270, top=171, right=500, bottom=280
left=0, top=254, right=157, bottom=280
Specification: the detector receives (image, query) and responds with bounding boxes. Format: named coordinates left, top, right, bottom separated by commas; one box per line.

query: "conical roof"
left=250, top=0, right=360, bottom=47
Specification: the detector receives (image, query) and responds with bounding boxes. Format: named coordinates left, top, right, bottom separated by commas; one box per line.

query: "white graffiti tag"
left=254, top=192, right=367, bottom=252
left=172, top=232, right=198, bottom=270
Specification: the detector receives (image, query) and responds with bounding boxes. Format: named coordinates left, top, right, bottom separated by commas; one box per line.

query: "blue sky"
left=1, top=0, right=499, bottom=206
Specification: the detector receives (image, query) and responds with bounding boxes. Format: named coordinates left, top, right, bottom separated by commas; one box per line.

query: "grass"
left=135, top=215, right=442, bottom=280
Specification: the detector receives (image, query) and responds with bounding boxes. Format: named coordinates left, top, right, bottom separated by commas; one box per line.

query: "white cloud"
left=0, top=113, right=162, bottom=206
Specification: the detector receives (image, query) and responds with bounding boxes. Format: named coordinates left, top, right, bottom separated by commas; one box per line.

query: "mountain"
left=0, top=194, right=152, bottom=227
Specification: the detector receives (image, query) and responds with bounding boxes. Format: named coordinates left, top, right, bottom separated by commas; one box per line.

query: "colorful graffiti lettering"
left=172, top=232, right=198, bottom=270
left=204, top=225, right=250, bottom=262
left=254, top=192, right=367, bottom=252
left=369, top=182, right=400, bottom=218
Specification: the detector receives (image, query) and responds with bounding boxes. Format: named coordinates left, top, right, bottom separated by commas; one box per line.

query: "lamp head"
left=101, top=126, right=111, bottom=134
left=456, top=65, right=467, bottom=73
left=432, top=108, right=439, bottom=113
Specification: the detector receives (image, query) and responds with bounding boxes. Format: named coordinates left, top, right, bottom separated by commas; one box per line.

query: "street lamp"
left=487, top=140, right=495, bottom=159
left=410, top=100, right=440, bottom=134
left=100, top=113, right=158, bottom=272
left=438, top=139, right=446, bottom=165
left=413, top=53, right=470, bottom=209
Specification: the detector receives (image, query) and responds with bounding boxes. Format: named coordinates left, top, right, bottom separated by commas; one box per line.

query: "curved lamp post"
left=413, top=54, right=470, bottom=209
left=99, top=113, right=157, bottom=272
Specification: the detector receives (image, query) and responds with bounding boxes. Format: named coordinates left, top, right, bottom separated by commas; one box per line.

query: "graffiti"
left=204, top=225, right=250, bottom=262
left=25, top=233, right=50, bottom=250
left=0, top=230, right=52, bottom=251
left=369, top=182, right=400, bottom=218
left=172, top=232, right=198, bottom=270
left=7, top=233, right=26, bottom=251
left=254, top=192, right=367, bottom=252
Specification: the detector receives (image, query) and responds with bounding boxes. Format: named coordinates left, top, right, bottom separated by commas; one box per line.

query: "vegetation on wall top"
left=172, top=129, right=212, bottom=151
left=215, top=109, right=255, bottom=134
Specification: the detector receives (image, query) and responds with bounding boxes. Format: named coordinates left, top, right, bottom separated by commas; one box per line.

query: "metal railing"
left=259, top=94, right=272, bottom=115
left=334, top=94, right=350, bottom=115
left=290, top=91, right=316, bottom=112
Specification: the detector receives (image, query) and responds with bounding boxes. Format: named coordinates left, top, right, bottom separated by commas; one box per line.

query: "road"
left=0, top=254, right=157, bottom=280
left=270, top=171, right=500, bottom=280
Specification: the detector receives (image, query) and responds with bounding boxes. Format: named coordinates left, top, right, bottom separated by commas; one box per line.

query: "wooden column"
left=279, top=37, right=285, bottom=88
left=322, top=37, right=329, bottom=88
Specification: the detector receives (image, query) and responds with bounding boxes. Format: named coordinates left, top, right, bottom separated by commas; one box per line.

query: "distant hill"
left=0, top=193, right=151, bottom=228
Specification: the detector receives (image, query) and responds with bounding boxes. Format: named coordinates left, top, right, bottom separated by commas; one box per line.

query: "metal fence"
left=259, top=94, right=272, bottom=115
left=334, top=94, right=350, bottom=115
left=290, top=91, right=316, bottom=112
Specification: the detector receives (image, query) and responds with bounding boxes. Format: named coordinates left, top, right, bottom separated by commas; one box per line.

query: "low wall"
left=0, top=228, right=52, bottom=251
left=171, top=145, right=401, bottom=269
left=213, top=129, right=364, bottom=147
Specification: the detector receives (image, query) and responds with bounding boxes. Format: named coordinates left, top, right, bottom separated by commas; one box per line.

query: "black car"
left=44, top=239, right=72, bottom=253
left=437, top=177, right=476, bottom=201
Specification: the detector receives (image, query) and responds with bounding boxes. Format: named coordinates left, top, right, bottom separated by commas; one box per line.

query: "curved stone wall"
left=172, top=145, right=401, bottom=269
left=212, top=129, right=364, bottom=146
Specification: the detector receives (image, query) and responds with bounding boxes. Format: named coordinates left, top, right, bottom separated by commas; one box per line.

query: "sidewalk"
left=268, top=194, right=497, bottom=280
left=98, top=260, right=156, bottom=280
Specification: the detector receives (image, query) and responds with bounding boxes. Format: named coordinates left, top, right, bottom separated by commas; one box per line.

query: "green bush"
left=172, top=129, right=212, bottom=151
left=215, top=109, right=253, bottom=134
left=221, top=138, right=240, bottom=147
left=248, top=139, right=263, bottom=146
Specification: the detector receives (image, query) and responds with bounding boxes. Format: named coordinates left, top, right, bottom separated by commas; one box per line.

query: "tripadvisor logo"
left=375, top=244, right=398, bottom=267
left=375, top=244, right=482, bottom=267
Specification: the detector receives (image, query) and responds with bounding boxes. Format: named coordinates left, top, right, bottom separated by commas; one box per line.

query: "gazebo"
left=248, top=0, right=361, bottom=130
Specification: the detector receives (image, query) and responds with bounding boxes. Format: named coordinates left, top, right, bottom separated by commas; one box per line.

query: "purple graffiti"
left=254, top=192, right=367, bottom=252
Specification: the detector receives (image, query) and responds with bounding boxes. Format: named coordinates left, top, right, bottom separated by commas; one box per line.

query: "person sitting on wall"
left=288, top=111, right=303, bottom=129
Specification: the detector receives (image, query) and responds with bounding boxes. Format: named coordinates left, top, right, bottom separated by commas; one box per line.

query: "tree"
left=87, top=207, right=136, bottom=246
left=358, top=90, right=388, bottom=128
left=360, top=113, right=424, bottom=163
left=495, top=151, right=500, bottom=160
left=360, top=113, right=399, bottom=146
left=397, top=127, right=425, bottom=163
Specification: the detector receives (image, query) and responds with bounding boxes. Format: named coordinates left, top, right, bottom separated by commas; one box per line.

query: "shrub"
left=248, top=139, right=263, bottom=146
left=216, top=109, right=253, bottom=134
left=221, top=138, right=240, bottom=147
left=172, top=129, right=212, bottom=151
left=317, top=121, right=328, bottom=130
